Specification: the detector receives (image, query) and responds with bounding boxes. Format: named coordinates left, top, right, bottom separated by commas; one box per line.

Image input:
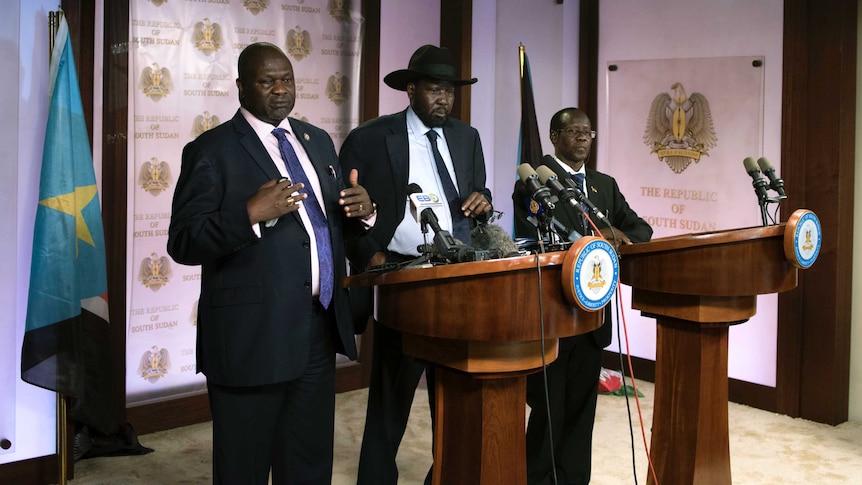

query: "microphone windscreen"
left=470, top=223, right=520, bottom=257
left=743, top=157, right=759, bottom=174
left=517, top=163, right=538, bottom=181
left=535, top=165, right=557, bottom=184
left=756, top=157, right=774, bottom=172
left=407, top=183, right=423, bottom=195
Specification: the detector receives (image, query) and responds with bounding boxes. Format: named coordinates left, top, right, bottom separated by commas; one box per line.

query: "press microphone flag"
left=408, top=185, right=444, bottom=225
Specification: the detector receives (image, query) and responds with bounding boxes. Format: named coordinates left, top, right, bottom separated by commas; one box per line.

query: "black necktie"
left=425, top=130, right=471, bottom=243
left=571, top=172, right=589, bottom=235
left=272, top=128, right=333, bottom=308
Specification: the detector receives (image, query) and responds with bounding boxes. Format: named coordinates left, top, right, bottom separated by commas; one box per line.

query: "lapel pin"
left=303, top=133, right=310, bottom=141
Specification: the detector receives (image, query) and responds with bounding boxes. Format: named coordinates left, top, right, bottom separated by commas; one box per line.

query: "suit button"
left=304, top=281, right=311, bottom=288
left=303, top=241, right=310, bottom=248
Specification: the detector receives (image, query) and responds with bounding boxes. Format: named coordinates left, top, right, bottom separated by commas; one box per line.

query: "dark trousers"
left=525, top=333, right=602, bottom=485
left=357, top=319, right=435, bottom=485
left=207, top=303, right=336, bottom=485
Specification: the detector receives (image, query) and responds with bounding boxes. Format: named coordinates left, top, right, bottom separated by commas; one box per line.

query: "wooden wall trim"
left=779, top=0, right=856, bottom=425
left=360, top=0, right=381, bottom=122
left=103, top=0, right=130, bottom=426
left=0, top=455, right=58, bottom=485
left=440, top=0, right=473, bottom=124
left=60, top=0, right=95, bottom=146
left=579, top=0, right=599, bottom=170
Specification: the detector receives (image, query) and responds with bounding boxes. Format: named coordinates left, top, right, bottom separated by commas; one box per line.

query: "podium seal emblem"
left=562, top=236, right=619, bottom=311
left=785, top=209, right=821, bottom=269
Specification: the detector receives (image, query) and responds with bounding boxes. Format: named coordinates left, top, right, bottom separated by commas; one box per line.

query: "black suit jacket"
left=168, top=111, right=362, bottom=387
left=339, top=109, right=492, bottom=268
left=512, top=157, right=652, bottom=347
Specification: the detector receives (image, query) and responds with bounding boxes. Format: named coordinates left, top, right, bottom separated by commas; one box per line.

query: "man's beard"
left=415, top=104, right=449, bottom=127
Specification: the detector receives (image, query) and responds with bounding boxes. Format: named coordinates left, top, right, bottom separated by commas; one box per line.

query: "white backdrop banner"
left=127, top=0, right=363, bottom=406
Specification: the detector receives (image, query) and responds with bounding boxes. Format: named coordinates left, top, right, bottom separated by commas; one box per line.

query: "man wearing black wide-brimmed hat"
left=340, top=44, right=493, bottom=484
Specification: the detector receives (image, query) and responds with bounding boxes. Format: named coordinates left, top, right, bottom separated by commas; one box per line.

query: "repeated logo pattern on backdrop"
left=127, top=0, right=363, bottom=405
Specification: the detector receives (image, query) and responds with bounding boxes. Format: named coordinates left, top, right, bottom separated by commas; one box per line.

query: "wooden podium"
left=618, top=216, right=817, bottom=485
left=346, top=251, right=603, bottom=485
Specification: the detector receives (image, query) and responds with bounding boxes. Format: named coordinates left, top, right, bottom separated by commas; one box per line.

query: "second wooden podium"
left=618, top=209, right=821, bottom=484
left=346, top=251, right=603, bottom=485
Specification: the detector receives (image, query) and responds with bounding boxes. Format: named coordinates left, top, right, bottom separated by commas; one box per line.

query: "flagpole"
left=49, top=10, right=62, bottom=62
left=519, top=43, right=525, bottom=79
left=49, top=11, right=70, bottom=484
left=57, top=395, right=68, bottom=485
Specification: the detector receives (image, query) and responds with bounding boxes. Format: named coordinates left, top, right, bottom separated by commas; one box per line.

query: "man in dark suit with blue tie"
left=339, top=45, right=493, bottom=484
left=513, top=107, right=652, bottom=484
left=167, top=42, right=374, bottom=484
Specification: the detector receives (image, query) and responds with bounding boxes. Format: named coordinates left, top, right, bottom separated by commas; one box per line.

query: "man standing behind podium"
left=339, top=45, right=493, bottom=484
left=513, top=107, right=652, bottom=484
left=167, top=43, right=373, bottom=484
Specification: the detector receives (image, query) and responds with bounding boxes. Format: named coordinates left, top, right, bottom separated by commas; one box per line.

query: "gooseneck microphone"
left=517, top=163, right=557, bottom=211
left=756, top=157, right=787, bottom=199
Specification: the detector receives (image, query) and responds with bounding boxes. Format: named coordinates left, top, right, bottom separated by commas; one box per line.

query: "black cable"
left=614, top=293, right=639, bottom=484
left=771, top=201, right=781, bottom=225
left=534, top=226, right=558, bottom=485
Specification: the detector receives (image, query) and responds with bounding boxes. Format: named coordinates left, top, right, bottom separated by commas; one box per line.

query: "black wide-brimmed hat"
left=383, top=45, right=478, bottom=91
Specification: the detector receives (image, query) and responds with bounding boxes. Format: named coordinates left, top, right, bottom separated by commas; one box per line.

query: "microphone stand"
left=757, top=194, right=783, bottom=226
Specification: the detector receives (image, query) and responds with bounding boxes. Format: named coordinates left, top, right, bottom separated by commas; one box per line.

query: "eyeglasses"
left=555, top=128, right=597, bottom=139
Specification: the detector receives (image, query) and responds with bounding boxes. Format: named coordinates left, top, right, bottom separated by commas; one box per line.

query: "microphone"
left=536, top=163, right=580, bottom=209
left=407, top=183, right=444, bottom=225
left=407, top=183, right=466, bottom=262
left=743, top=157, right=770, bottom=201
left=547, top=164, right=612, bottom=228
left=517, top=163, right=557, bottom=211
left=756, top=157, right=787, bottom=199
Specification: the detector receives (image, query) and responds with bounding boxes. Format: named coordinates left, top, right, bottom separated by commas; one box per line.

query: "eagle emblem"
left=138, top=345, right=171, bottom=383
left=140, top=63, right=173, bottom=101
left=242, top=0, right=269, bottom=15
left=326, top=72, right=349, bottom=105
left=139, top=252, right=172, bottom=291
left=586, top=255, right=607, bottom=293
left=643, top=82, right=717, bottom=174
left=328, top=0, right=351, bottom=21
left=191, top=111, right=220, bottom=138
left=192, top=18, right=223, bottom=55
left=139, top=158, right=172, bottom=196
left=287, top=26, right=312, bottom=61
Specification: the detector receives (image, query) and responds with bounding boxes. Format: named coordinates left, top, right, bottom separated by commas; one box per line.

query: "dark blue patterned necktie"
left=571, top=172, right=589, bottom=235
left=272, top=128, right=333, bottom=308
left=425, top=130, right=472, bottom=243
